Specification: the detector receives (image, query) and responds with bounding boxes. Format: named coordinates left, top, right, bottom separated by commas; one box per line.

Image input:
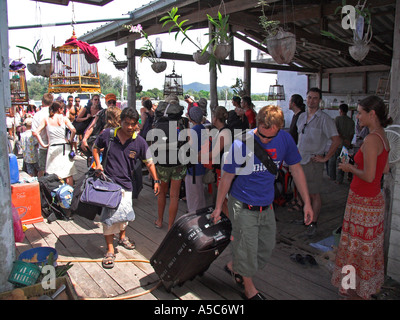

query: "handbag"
left=70, top=169, right=102, bottom=220
left=80, top=173, right=122, bottom=209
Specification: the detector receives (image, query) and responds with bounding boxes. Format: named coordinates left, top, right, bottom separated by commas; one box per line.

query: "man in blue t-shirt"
left=211, top=105, right=314, bottom=300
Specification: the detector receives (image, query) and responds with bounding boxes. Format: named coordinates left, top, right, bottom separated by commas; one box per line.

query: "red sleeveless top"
left=350, top=132, right=389, bottom=197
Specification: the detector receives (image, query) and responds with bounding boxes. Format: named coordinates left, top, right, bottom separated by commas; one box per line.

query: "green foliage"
left=26, top=72, right=268, bottom=102
left=16, top=40, right=51, bottom=64
left=160, top=7, right=202, bottom=51
left=257, top=0, right=280, bottom=38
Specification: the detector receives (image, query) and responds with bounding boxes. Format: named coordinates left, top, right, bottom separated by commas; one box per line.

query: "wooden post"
left=244, top=49, right=251, bottom=96
left=0, top=0, right=16, bottom=292
left=209, top=22, right=218, bottom=114
left=127, top=41, right=136, bottom=109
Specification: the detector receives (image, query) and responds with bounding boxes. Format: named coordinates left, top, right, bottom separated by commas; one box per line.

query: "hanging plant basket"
left=27, top=63, right=51, bottom=77
left=193, top=50, right=210, bottom=65
left=349, top=43, right=370, bottom=62
left=113, top=60, right=128, bottom=70
left=136, top=84, right=143, bottom=93
left=151, top=61, right=167, bottom=73
left=266, top=30, right=296, bottom=64
left=214, top=43, right=232, bottom=60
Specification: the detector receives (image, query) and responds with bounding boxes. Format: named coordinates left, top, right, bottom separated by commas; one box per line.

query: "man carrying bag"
left=92, top=107, right=160, bottom=269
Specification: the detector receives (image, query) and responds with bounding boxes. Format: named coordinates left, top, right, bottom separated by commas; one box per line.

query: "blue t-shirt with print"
left=223, top=129, right=301, bottom=206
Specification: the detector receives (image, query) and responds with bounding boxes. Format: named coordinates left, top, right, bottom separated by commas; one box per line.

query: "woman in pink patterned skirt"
left=331, top=95, right=392, bottom=299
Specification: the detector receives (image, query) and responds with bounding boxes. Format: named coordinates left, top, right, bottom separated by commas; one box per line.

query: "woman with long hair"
left=33, top=101, right=77, bottom=186
left=331, top=95, right=392, bottom=299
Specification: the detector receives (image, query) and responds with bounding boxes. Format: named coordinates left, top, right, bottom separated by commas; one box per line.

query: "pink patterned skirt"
left=331, top=189, right=385, bottom=299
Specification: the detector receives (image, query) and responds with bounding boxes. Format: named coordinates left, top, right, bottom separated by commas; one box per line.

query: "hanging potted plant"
left=321, top=0, right=372, bottom=62
left=206, top=11, right=232, bottom=61
left=135, top=71, right=143, bottom=93
left=160, top=7, right=210, bottom=65
left=231, top=78, right=247, bottom=97
left=258, top=1, right=296, bottom=65
left=126, top=24, right=167, bottom=73
left=17, top=40, right=51, bottom=77
left=106, top=49, right=128, bottom=70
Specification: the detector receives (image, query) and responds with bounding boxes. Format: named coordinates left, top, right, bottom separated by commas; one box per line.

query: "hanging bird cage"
left=9, top=62, right=29, bottom=106
left=163, top=64, right=183, bottom=97
left=268, top=81, right=285, bottom=101
left=48, top=31, right=101, bottom=94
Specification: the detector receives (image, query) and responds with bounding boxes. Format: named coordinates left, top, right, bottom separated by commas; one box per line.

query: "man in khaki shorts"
left=212, top=106, right=313, bottom=300
left=297, top=88, right=341, bottom=237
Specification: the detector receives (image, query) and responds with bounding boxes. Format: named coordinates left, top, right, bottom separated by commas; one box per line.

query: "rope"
left=57, top=258, right=162, bottom=300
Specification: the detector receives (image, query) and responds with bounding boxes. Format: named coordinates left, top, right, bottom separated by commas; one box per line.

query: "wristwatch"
left=154, top=180, right=161, bottom=184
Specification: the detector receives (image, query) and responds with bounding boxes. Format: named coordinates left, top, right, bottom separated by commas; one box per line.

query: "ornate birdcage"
left=9, top=61, right=29, bottom=106
left=163, top=64, right=183, bottom=97
left=48, top=32, right=101, bottom=93
left=268, top=80, right=285, bottom=101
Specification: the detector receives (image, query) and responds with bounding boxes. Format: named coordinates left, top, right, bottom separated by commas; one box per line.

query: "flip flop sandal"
left=102, top=252, right=115, bottom=269
left=290, top=253, right=306, bottom=265
left=304, top=254, right=318, bottom=266
left=154, top=220, right=162, bottom=229
left=118, top=237, right=136, bottom=250
left=224, top=265, right=244, bottom=286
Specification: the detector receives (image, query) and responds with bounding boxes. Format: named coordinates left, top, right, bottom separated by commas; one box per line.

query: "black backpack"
left=38, top=174, right=69, bottom=223
left=151, top=102, right=189, bottom=166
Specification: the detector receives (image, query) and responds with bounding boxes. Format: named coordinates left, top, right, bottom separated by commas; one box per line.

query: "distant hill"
left=183, top=82, right=230, bottom=92
left=183, top=82, right=267, bottom=95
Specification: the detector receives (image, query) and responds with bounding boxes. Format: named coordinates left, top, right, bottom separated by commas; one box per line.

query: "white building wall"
left=387, top=163, right=400, bottom=282
left=276, top=71, right=308, bottom=128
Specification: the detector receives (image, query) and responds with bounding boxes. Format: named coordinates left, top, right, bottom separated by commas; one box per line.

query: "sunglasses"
left=257, top=127, right=279, bottom=140
left=301, top=123, right=307, bottom=134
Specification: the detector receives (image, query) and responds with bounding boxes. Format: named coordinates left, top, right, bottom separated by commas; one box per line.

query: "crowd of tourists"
left=6, top=89, right=392, bottom=300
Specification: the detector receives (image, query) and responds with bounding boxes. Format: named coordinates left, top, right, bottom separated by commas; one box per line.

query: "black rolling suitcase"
left=150, top=206, right=232, bottom=291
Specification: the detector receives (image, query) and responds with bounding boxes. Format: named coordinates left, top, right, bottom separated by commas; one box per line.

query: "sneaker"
left=306, top=223, right=317, bottom=238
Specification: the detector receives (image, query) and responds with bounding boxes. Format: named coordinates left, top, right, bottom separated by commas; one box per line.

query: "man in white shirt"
left=32, top=93, right=53, bottom=177
left=297, top=88, right=341, bottom=237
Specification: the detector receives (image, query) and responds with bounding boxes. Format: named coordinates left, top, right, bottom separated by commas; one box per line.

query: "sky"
left=6, top=0, right=276, bottom=94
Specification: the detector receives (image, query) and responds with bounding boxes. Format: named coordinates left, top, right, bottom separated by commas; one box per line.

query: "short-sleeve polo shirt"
left=94, top=127, right=153, bottom=191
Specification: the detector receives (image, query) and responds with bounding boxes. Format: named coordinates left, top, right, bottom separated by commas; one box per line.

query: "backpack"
left=38, top=174, right=69, bottom=222
left=273, top=167, right=293, bottom=207
left=104, top=128, right=144, bottom=200
left=52, top=184, right=74, bottom=209
left=151, top=102, right=189, bottom=166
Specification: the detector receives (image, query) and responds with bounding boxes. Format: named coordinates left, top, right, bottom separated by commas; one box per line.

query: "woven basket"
left=193, top=50, right=210, bottom=65
left=214, top=43, right=232, bottom=60
left=267, top=30, right=296, bottom=64
left=151, top=61, right=167, bottom=73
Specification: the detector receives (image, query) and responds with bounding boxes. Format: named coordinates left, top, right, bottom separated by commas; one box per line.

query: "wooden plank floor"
left=15, top=155, right=346, bottom=300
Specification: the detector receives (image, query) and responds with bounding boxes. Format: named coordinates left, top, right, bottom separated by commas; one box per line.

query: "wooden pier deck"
left=15, top=155, right=349, bottom=301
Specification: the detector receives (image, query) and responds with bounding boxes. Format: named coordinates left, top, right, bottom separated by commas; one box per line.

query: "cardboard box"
left=11, top=181, right=43, bottom=224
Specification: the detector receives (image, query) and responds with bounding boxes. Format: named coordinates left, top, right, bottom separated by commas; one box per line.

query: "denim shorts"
left=228, top=195, right=276, bottom=278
